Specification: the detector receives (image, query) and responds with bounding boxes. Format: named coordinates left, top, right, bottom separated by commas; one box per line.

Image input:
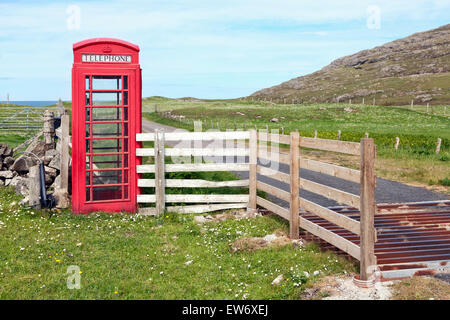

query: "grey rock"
left=43, top=148, right=58, bottom=166
left=51, top=175, right=61, bottom=190
left=11, top=155, right=38, bottom=173
left=43, top=156, right=52, bottom=166
left=19, top=196, right=30, bottom=206
left=53, top=187, right=70, bottom=208
left=5, top=147, right=13, bottom=157
left=10, top=176, right=24, bottom=188
left=0, top=143, right=9, bottom=156
left=45, top=149, right=58, bottom=158
left=416, top=94, right=433, bottom=102
left=380, top=64, right=405, bottom=74
left=3, top=156, right=15, bottom=169
left=48, top=154, right=61, bottom=170
left=44, top=166, right=58, bottom=178
left=24, top=138, right=46, bottom=159
left=193, top=216, right=209, bottom=224
left=14, top=177, right=29, bottom=197
left=44, top=173, right=54, bottom=185
left=0, top=171, right=14, bottom=179
left=272, top=275, right=284, bottom=286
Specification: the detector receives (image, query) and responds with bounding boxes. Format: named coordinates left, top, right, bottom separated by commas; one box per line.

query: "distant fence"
left=155, top=109, right=447, bottom=155
left=0, top=107, right=46, bottom=134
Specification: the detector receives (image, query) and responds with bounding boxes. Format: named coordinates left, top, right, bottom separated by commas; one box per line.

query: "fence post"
left=394, top=137, right=400, bottom=150
left=436, top=138, right=442, bottom=154
left=289, top=131, right=300, bottom=239
left=55, top=114, right=70, bottom=208
left=248, top=129, right=257, bottom=212
left=155, top=129, right=166, bottom=215
left=26, top=108, right=30, bottom=132
left=360, top=138, right=377, bottom=281
left=28, top=165, right=41, bottom=209
left=43, top=110, right=55, bottom=151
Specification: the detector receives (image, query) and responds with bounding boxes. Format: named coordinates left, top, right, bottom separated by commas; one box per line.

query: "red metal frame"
left=72, top=38, right=142, bottom=214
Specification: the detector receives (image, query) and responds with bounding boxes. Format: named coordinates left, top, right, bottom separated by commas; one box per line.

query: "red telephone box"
left=71, top=38, right=142, bottom=214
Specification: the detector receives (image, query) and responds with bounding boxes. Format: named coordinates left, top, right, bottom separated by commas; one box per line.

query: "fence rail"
left=136, top=129, right=378, bottom=281
left=0, top=107, right=48, bottom=134
left=246, top=130, right=377, bottom=281
left=137, top=130, right=250, bottom=215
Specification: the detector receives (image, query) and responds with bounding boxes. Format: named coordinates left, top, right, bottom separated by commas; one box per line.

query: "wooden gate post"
left=360, top=138, right=377, bottom=280
left=155, top=130, right=166, bottom=215
left=289, top=131, right=300, bottom=239
left=55, top=114, right=70, bottom=208
left=248, top=129, right=257, bottom=212
left=28, top=165, right=41, bottom=209
left=43, top=110, right=55, bottom=151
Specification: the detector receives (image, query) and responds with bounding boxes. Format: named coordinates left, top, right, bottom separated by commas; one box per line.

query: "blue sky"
left=0, top=0, right=449, bottom=100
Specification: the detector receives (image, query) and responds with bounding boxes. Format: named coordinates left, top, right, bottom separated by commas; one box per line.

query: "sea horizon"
left=0, top=101, right=66, bottom=107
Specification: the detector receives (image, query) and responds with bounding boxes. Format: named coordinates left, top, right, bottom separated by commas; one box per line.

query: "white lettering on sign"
left=82, top=54, right=131, bottom=63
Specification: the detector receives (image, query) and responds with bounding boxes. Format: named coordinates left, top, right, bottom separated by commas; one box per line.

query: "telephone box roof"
left=73, top=38, right=140, bottom=52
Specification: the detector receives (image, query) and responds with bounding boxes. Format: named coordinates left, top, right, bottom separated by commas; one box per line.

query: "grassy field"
left=0, top=98, right=447, bottom=300
left=0, top=187, right=357, bottom=299
left=143, top=97, right=450, bottom=193
left=0, top=134, right=28, bottom=149
left=0, top=131, right=356, bottom=300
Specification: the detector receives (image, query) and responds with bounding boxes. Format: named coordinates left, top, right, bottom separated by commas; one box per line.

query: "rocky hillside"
left=250, top=24, right=450, bottom=105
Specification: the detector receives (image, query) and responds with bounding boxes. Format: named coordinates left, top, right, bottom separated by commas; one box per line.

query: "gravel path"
left=142, top=119, right=449, bottom=207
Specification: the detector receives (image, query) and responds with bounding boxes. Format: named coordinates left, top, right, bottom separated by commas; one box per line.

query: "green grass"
left=0, top=134, right=28, bottom=149
left=439, top=177, right=450, bottom=186
left=0, top=187, right=356, bottom=299
left=143, top=97, right=449, bottom=141
left=142, top=97, right=450, bottom=190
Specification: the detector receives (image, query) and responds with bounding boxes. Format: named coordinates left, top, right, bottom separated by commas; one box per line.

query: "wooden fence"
left=135, top=129, right=377, bottom=280
left=136, top=130, right=251, bottom=214
left=247, top=130, right=377, bottom=280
